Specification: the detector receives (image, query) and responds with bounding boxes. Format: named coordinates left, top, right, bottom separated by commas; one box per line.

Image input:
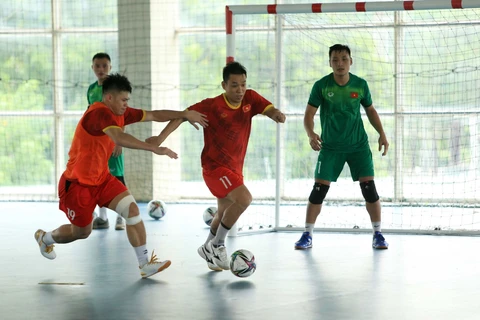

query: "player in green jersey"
left=87, top=52, right=126, bottom=230
left=295, top=44, right=390, bottom=250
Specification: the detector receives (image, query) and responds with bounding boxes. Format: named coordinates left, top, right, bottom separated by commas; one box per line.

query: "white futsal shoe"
left=207, top=241, right=230, bottom=270
left=197, top=243, right=223, bottom=271
left=140, top=250, right=171, bottom=278
left=115, top=215, right=126, bottom=230
left=34, top=229, right=56, bottom=260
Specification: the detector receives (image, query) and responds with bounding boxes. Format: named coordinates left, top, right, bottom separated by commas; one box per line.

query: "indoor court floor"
left=1, top=201, right=479, bottom=320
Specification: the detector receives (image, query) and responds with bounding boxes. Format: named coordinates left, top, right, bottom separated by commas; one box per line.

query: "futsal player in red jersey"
left=146, top=62, right=286, bottom=271
left=34, top=73, right=208, bottom=278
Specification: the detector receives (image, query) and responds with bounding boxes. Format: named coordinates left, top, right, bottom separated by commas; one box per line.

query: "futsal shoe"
left=197, top=243, right=223, bottom=271
left=295, top=232, right=313, bottom=250
left=92, top=215, right=109, bottom=229
left=115, top=215, right=125, bottom=230
left=34, top=229, right=56, bottom=260
left=208, top=241, right=230, bottom=270
left=140, top=250, right=171, bottom=278
left=372, top=231, right=389, bottom=249
left=207, top=261, right=223, bottom=271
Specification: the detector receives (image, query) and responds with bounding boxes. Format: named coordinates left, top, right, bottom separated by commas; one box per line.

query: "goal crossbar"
left=227, top=0, right=480, bottom=15
left=226, top=0, right=480, bottom=62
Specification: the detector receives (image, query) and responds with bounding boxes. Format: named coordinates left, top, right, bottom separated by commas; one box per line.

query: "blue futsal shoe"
left=372, top=231, right=389, bottom=249
left=295, top=232, right=312, bottom=250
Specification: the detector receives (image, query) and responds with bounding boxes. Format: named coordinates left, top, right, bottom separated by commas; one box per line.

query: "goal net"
left=226, top=0, right=480, bottom=234
left=2, top=0, right=480, bottom=235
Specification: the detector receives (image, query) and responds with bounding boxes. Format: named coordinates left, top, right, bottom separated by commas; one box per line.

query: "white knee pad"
left=115, top=195, right=142, bottom=225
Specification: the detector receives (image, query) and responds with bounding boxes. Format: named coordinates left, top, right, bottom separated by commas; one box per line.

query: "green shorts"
left=314, top=148, right=374, bottom=182
left=108, top=153, right=124, bottom=177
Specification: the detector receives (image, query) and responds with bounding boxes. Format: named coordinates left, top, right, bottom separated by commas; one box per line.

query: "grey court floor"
left=1, top=201, right=480, bottom=320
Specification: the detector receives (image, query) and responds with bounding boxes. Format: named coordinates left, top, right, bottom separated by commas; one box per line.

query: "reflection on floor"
left=1, top=202, right=479, bottom=320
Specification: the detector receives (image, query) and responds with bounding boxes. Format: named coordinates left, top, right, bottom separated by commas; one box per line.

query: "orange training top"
left=63, top=102, right=145, bottom=186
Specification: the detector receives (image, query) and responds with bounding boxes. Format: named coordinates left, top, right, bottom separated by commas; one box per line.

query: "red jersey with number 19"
left=188, top=89, right=273, bottom=175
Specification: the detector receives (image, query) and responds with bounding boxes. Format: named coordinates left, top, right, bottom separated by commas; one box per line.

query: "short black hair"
left=92, top=52, right=111, bottom=62
left=102, top=73, right=132, bottom=95
left=329, top=44, right=351, bottom=58
left=222, top=61, right=247, bottom=82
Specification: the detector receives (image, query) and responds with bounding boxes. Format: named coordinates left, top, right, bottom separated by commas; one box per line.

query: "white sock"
left=205, top=230, right=215, bottom=245
left=99, top=207, right=108, bottom=220
left=305, top=223, right=315, bottom=235
left=372, top=221, right=381, bottom=233
left=43, top=231, right=56, bottom=245
left=212, top=223, right=230, bottom=247
left=134, top=245, right=149, bottom=267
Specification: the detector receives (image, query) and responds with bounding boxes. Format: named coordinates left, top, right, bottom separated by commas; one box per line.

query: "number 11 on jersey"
left=219, top=176, right=232, bottom=189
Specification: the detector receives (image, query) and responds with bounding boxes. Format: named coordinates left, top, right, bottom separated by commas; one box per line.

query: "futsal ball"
left=147, top=200, right=166, bottom=220
left=202, top=206, right=217, bottom=226
left=230, top=249, right=256, bottom=278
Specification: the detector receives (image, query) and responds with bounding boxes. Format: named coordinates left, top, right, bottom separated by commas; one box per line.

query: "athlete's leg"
left=221, top=184, right=252, bottom=227
left=197, top=198, right=232, bottom=272
left=294, top=179, right=330, bottom=250
left=108, top=189, right=171, bottom=277
left=347, top=149, right=381, bottom=225
left=296, top=150, right=343, bottom=249
left=359, top=177, right=384, bottom=235
left=347, top=150, right=383, bottom=229
left=359, top=176, right=381, bottom=223
left=34, top=223, right=93, bottom=260
left=35, top=175, right=96, bottom=259
left=358, top=176, right=388, bottom=249
left=206, top=185, right=251, bottom=269
left=202, top=167, right=251, bottom=239
left=209, top=185, right=252, bottom=246
left=202, top=186, right=252, bottom=270
left=50, top=223, right=93, bottom=243
left=306, top=150, right=343, bottom=226
left=108, top=190, right=145, bottom=248
left=205, top=197, right=232, bottom=243
left=305, top=179, right=331, bottom=225
left=199, top=167, right=249, bottom=270
left=114, top=176, right=126, bottom=230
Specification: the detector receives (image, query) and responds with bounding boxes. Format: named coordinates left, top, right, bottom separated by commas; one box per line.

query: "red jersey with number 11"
left=188, top=89, right=273, bottom=175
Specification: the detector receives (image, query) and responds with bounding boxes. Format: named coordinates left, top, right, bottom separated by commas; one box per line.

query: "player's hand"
left=378, top=134, right=389, bottom=156
left=309, top=134, right=322, bottom=151
left=274, top=111, right=286, bottom=123
left=145, top=136, right=163, bottom=146
left=112, top=145, right=123, bottom=157
left=153, top=146, right=178, bottom=159
left=185, top=110, right=208, bottom=130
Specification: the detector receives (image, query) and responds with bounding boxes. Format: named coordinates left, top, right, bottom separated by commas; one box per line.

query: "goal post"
left=225, top=0, right=480, bottom=235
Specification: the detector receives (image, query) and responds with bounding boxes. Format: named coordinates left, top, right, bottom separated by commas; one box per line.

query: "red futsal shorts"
left=58, top=173, right=128, bottom=227
left=202, top=167, right=244, bottom=199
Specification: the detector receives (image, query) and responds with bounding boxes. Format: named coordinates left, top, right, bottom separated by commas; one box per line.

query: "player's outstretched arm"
left=263, top=107, right=286, bottom=123
left=144, top=109, right=208, bottom=129
left=145, top=118, right=185, bottom=147
left=304, top=104, right=322, bottom=151
left=105, top=127, right=178, bottom=159
left=111, top=128, right=125, bottom=157
left=364, top=105, right=389, bottom=156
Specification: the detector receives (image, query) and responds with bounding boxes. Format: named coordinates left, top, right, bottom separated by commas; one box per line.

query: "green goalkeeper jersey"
left=308, top=73, right=372, bottom=153
left=87, top=81, right=125, bottom=177
left=87, top=81, right=103, bottom=105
